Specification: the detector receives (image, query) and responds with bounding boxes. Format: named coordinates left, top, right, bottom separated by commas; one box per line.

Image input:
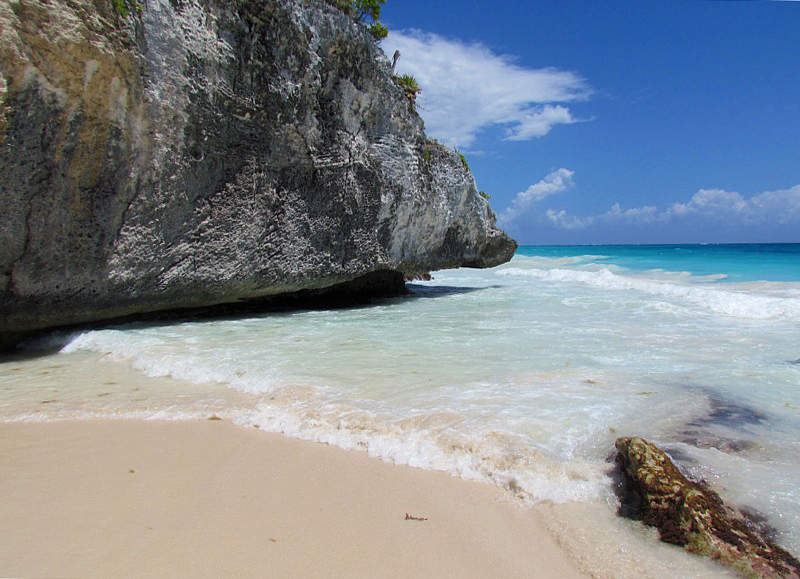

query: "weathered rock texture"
left=615, top=437, right=800, bottom=579
left=0, top=0, right=515, bottom=346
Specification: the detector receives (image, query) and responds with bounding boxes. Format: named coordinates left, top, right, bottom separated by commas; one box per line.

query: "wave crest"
left=497, top=267, right=800, bottom=320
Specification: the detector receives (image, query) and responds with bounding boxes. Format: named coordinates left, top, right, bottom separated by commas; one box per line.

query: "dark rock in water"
left=789, top=359, right=800, bottom=366
left=688, top=396, right=767, bottom=430
left=678, top=430, right=761, bottom=454
left=655, top=445, right=697, bottom=465
left=739, top=506, right=783, bottom=546
left=0, top=0, right=516, bottom=349
left=679, top=392, right=767, bottom=455
left=615, top=437, right=800, bottom=579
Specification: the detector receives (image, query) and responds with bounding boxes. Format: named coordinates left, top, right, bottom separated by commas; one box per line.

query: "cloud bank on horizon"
left=383, top=30, right=591, bottom=147
left=500, top=169, right=800, bottom=241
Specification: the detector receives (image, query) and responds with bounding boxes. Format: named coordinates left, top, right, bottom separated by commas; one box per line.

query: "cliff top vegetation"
left=326, top=0, right=388, bottom=40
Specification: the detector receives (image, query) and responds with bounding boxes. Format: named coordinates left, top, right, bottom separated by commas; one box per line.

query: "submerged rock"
left=0, top=0, right=515, bottom=347
left=615, top=437, right=800, bottom=579
left=678, top=431, right=761, bottom=454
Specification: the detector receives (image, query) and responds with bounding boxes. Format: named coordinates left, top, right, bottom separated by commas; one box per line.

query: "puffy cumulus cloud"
left=669, top=188, right=748, bottom=217
left=497, top=167, right=800, bottom=238
left=504, top=105, right=577, bottom=141
left=666, top=186, right=800, bottom=224
left=498, top=168, right=575, bottom=226
left=749, top=186, right=800, bottom=223
left=545, top=203, right=664, bottom=231
left=545, top=209, right=585, bottom=230
left=382, top=31, right=591, bottom=147
left=543, top=184, right=800, bottom=231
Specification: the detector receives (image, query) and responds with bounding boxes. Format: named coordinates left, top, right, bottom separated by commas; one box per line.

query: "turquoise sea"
left=2, top=243, right=799, bottom=577
left=518, top=243, right=800, bottom=282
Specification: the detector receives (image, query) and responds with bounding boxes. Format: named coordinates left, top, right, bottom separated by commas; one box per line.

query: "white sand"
left=0, top=419, right=590, bottom=579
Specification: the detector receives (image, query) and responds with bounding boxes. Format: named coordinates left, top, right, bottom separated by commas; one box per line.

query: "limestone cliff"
left=0, top=0, right=516, bottom=346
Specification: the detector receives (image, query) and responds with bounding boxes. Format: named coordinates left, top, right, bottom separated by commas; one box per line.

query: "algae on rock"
left=615, top=437, right=800, bottom=579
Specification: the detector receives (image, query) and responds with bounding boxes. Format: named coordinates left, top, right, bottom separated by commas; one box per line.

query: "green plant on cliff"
left=352, top=0, right=385, bottom=24
left=111, top=0, right=141, bottom=18
left=368, top=22, right=388, bottom=41
left=327, top=0, right=388, bottom=41
left=111, top=0, right=129, bottom=17
left=394, top=74, right=421, bottom=103
left=479, top=190, right=491, bottom=200
left=455, top=149, right=469, bottom=171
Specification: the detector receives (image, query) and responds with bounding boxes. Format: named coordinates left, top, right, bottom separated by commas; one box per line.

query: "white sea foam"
left=51, top=327, right=626, bottom=503
left=497, top=266, right=800, bottom=320
left=51, top=330, right=616, bottom=503
left=3, top=408, right=211, bottom=423
left=61, top=329, right=282, bottom=393
left=513, top=254, right=613, bottom=270
left=235, top=401, right=612, bottom=504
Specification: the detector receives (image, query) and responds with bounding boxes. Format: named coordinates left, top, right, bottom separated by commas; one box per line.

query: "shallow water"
left=2, top=244, right=799, bottom=575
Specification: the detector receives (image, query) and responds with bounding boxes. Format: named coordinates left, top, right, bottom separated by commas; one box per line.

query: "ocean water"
left=2, top=243, right=799, bottom=575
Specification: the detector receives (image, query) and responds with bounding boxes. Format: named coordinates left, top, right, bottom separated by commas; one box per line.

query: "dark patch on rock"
left=615, top=436, right=800, bottom=579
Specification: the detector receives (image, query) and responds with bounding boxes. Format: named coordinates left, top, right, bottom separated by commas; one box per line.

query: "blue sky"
left=379, top=0, right=800, bottom=245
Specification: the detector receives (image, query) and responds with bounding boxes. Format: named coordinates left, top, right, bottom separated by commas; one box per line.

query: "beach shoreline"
left=0, top=345, right=748, bottom=579
left=0, top=418, right=590, bottom=579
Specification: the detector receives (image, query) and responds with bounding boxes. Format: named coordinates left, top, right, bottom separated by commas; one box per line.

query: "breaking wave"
left=497, top=266, right=800, bottom=321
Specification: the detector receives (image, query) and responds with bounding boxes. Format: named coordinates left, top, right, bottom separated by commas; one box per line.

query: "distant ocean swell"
left=498, top=265, right=800, bottom=320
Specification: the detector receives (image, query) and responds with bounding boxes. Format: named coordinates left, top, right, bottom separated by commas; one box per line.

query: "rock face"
left=0, top=0, right=515, bottom=346
left=615, top=437, right=800, bottom=579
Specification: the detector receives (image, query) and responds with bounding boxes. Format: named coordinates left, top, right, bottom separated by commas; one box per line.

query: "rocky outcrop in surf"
left=0, top=0, right=515, bottom=347
left=615, top=436, right=800, bottom=579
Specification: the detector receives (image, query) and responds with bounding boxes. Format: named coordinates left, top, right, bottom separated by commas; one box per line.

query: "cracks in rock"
left=346, top=124, right=364, bottom=166
left=113, top=174, right=145, bottom=246
left=6, top=199, right=34, bottom=296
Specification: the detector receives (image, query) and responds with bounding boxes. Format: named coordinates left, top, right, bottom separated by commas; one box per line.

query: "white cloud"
left=498, top=168, right=575, bottom=226
left=495, top=166, right=800, bottom=236
left=749, top=186, right=800, bottom=223
left=668, top=188, right=748, bottom=217
left=546, top=208, right=586, bottom=230
left=382, top=31, right=591, bottom=147
left=665, top=186, right=800, bottom=225
left=504, top=105, right=577, bottom=140
left=543, top=184, right=800, bottom=231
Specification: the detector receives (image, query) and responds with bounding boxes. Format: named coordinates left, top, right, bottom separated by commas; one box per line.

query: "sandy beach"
left=0, top=418, right=590, bottom=579
left=0, top=347, right=744, bottom=579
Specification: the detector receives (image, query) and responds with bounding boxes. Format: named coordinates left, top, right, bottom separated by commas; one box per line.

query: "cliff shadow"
left=405, top=283, right=500, bottom=299
left=2, top=276, right=498, bottom=360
